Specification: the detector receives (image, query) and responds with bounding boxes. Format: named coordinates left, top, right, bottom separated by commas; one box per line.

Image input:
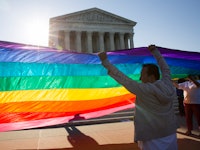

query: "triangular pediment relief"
left=65, top=11, right=129, bottom=24
left=52, top=8, right=136, bottom=25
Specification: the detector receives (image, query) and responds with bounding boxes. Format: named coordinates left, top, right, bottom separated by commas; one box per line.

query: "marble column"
left=99, top=32, right=105, bottom=51
left=109, top=32, right=115, bottom=51
left=53, top=31, right=59, bottom=48
left=76, top=31, right=82, bottom=52
left=119, top=32, right=125, bottom=49
left=124, top=34, right=129, bottom=49
left=87, top=31, right=93, bottom=53
left=64, top=30, right=70, bottom=50
left=129, top=33, right=134, bottom=48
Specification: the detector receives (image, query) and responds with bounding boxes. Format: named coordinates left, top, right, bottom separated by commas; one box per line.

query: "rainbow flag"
left=0, top=41, right=200, bottom=131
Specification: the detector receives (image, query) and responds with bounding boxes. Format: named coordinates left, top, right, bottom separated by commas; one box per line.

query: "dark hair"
left=178, top=78, right=186, bottom=83
left=143, top=64, right=160, bottom=80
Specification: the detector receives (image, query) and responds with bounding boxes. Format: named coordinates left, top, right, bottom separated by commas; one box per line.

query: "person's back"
left=134, top=79, right=178, bottom=141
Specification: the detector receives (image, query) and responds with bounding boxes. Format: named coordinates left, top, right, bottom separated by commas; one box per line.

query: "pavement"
left=0, top=115, right=199, bottom=150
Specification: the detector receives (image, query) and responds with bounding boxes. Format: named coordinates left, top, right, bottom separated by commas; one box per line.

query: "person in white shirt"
left=98, top=45, right=178, bottom=150
left=173, top=75, right=200, bottom=135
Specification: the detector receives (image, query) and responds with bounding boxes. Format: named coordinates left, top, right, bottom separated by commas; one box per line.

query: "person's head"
left=178, top=78, right=186, bottom=83
left=140, top=64, right=160, bottom=83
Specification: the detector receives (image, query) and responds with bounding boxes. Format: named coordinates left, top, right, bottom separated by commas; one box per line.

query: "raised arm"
left=98, top=51, right=107, bottom=62
left=148, top=45, right=171, bottom=81
left=98, top=51, right=139, bottom=94
left=188, top=75, right=200, bottom=87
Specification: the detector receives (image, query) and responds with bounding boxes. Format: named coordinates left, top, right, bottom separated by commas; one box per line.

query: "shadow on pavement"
left=16, top=143, right=138, bottom=150
left=64, top=125, right=139, bottom=150
left=178, top=138, right=200, bottom=150
left=16, top=138, right=200, bottom=150
left=16, top=125, right=139, bottom=150
left=16, top=126, right=200, bottom=150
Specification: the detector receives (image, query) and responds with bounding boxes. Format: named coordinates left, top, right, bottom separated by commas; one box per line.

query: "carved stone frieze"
left=65, top=11, right=128, bottom=24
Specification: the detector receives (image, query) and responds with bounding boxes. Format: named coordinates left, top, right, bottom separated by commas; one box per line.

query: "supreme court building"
left=49, top=8, right=137, bottom=53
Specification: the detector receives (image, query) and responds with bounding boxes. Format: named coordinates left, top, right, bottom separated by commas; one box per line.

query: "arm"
left=148, top=45, right=171, bottom=81
left=98, top=52, right=139, bottom=94
left=172, top=81, right=179, bottom=89
left=188, top=75, right=200, bottom=87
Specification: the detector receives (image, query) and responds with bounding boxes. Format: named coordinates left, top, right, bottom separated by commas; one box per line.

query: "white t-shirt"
left=178, top=80, right=200, bottom=104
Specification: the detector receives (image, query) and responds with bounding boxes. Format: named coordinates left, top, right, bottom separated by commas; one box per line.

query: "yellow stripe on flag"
left=0, top=87, right=130, bottom=103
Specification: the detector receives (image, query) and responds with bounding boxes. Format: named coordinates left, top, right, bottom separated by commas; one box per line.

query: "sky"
left=0, top=0, right=199, bottom=52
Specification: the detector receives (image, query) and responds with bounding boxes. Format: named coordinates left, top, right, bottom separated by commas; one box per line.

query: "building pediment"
left=51, top=8, right=136, bottom=26
left=49, top=8, right=136, bottom=52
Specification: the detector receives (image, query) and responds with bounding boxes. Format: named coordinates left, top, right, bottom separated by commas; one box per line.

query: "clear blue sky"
left=0, top=0, right=199, bottom=52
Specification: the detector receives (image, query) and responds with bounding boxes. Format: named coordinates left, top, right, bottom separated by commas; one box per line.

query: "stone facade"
left=49, top=8, right=137, bottom=53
